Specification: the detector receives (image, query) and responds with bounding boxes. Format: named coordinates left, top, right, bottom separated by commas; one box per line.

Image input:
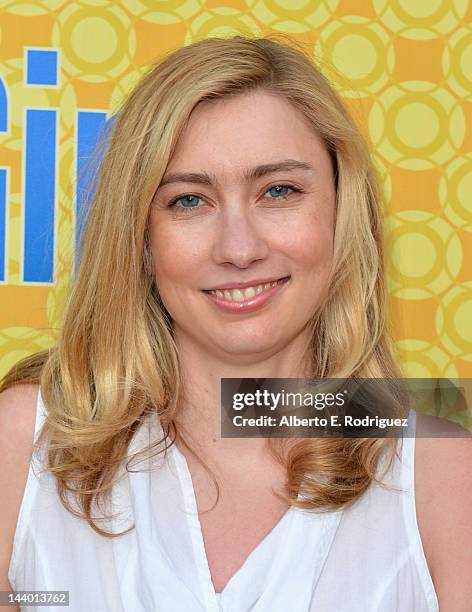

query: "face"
left=148, top=90, right=336, bottom=364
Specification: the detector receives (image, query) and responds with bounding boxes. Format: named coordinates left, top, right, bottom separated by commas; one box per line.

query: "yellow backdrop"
left=0, top=1, right=470, bottom=421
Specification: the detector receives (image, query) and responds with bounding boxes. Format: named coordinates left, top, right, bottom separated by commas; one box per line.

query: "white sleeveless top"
left=8, top=388, right=439, bottom=611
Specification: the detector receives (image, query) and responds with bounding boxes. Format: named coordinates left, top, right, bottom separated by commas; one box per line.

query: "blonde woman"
left=1, top=36, right=471, bottom=612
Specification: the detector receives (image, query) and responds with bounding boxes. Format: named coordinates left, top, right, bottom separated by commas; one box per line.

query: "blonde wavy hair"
left=1, top=34, right=403, bottom=537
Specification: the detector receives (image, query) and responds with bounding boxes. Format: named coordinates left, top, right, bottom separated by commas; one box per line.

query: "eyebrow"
left=158, top=159, right=315, bottom=187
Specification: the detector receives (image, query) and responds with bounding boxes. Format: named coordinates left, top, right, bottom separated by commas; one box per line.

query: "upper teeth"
left=209, top=280, right=281, bottom=302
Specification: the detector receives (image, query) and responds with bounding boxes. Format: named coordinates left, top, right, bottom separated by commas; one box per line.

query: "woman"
left=1, top=35, right=471, bottom=611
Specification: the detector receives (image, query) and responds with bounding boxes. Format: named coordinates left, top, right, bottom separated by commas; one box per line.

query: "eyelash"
left=167, top=184, right=303, bottom=214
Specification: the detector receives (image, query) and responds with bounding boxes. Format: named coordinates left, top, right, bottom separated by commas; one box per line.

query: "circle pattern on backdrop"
left=436, top=283, right=472, bottom=360
left=52, top=4, right=135, bottom=83
left=386, top=211, right=462, bottom=300
left=396, top=338, right=459, bottom=380
left=185, top=7, right=261, bottom=42
left=2, top=0, right=69, bottom=16
left=373, top=0, right=469, bottom=40
left=123, top=0, right=205, bottom=25
left=314, top=17, right=394, bottom=97
left=439, top=155, right=472, bottom=232
left=443, top=25, right=472, bottom=97
left=245, top=0, right=339, bottom=31
left=369, top=81, right=465, bottom=169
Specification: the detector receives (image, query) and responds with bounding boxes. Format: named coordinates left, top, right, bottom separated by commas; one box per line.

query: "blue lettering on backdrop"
left=75, top=110, right=108, bottom=272
left=23, top=48, right=59, bottom=283
left=23, top=108, right=57, bottom=283
left=0, top=47, right=110, bottom=284
left=26, top=48, right=58, bottom=87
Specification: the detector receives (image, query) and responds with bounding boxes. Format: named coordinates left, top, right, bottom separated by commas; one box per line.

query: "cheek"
left=149, top=223, right=202, bottom=289
left=284, top=216, right=334, bottom=273
left=305, top=235, right=333, bottom=267
left=288, top=222, right=334, bottom=311
left=149, top=224, right=178, bottom=290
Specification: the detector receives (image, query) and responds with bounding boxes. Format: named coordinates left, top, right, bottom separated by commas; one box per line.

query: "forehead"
left=166, top=90, right=331, bottom=179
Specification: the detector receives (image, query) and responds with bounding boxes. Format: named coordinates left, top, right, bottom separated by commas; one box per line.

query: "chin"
left=213, top=337, right=283, bottom=360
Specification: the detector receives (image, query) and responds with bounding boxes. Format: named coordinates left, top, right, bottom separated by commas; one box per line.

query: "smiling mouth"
left=203, top=276, right=290, bottom=302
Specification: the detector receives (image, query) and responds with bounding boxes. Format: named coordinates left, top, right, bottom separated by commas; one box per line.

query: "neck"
left=172, top=330, right=313, bottom=465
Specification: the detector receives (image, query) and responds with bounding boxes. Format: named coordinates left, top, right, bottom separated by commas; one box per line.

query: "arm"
left=0, top=384, right=39, bottom=611
left=415, top=413, right=472, bottom=611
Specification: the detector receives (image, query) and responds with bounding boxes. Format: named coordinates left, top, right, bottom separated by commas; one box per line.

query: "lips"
left=206, top=276, right=289, bottom=302
left=203, top=276, right=290, bottom=292
left=202, top=276, right=290, bottom=314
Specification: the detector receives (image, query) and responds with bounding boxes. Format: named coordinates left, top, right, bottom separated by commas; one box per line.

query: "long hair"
left=1, top=34, right=402, bottom=536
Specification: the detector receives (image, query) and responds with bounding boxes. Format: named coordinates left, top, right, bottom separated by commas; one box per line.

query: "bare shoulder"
left=0, top=383, right=40, bottom=598
left=415, top=412, right=472, bottom=610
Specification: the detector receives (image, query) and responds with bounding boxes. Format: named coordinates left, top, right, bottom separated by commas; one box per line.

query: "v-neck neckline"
left=135, top=412, right=344, bottom=610
left=171, top=442, right=296, bottom=603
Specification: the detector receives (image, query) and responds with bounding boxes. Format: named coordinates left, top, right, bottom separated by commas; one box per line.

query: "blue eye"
left=266, top=185, right=297, bottom=199
left=169, top=194, right=202, bottom=210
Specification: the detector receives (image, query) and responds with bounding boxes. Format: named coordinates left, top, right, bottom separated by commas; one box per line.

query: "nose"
left=212, top=202, right=270, bottom=269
